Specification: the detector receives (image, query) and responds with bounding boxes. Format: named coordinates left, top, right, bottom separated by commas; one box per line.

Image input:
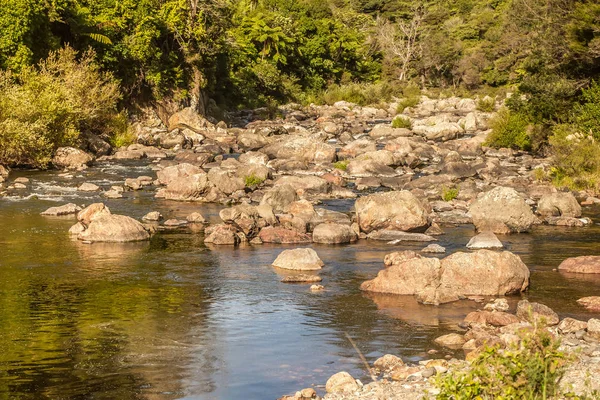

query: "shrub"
left=396, top=96, right=420, bottom=113
left=333, top=160, right=349, bottom=171
left=392, top=116, right=412, bottom=129
left=442, top=186, right=459, bottom=201
left=435, top=329, right=570, bottom=399
left=0, top=47, right=121, bottom=167
left=321, top=82, right=396, bottom=106
left=477, top=97, right=496, bottom=112
left=244, top=173, right=265, bottom=187
left=575, top=80, right=600, bottom=140
left=549, top=124, right=600, bottom=191
left=485, top=108, right=531, bottom=151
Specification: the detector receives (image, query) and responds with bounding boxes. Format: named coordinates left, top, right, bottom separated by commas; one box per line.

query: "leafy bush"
left=435, top=329, right=570, bottom=399
left=441, top=186, right=459, bottom=201
left=244, top=173, right=265, bottom=187
left=574, top=80, right=600, bottom=140
left=0, top=47, right=121, bottom=167
left=392, top=116, right=412, bottom=129
left=549, top=124, right=600, bottom=191
left=320, top=82, right=396, bottom=106
left=485, top=108, right=531, bottom=151
left=477, top=97, right=496, bottom=112
left=333, top=160, right=349, bottom=171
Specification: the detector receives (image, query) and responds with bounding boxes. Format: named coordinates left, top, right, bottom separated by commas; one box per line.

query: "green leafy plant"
left=485, top=108, right=532, bottom=151
left=441, top=186, right=459, bottom=201
left=477, top=97, right=496, bottom=112
left=333, top=160, right=349, bottom=171
left=244, top=173, right=265, bottom=187
left=397, top=96, right=420, bottom=113
left=392, top=116, right=412, bottom=129
left=435, top=329, right=570, bottom=400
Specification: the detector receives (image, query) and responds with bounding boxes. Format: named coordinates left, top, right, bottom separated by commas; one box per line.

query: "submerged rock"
left=280, top=274, right=322, bottom=283
left=272, top=248, right=324, bottom=270
left=576, top=296, right=600, bottom=312
left=558, top=256, right=600, bottom=274
left=41, top=203, right=81, bottom=216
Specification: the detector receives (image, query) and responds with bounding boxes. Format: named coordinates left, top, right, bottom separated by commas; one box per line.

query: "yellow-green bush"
left=485, top=108, right=531, bottom=151
left=0, top=47, right=121, bottom=167
left=320, top=82, right=396, bottom=106
left=392, top=116, right=412, bottom=129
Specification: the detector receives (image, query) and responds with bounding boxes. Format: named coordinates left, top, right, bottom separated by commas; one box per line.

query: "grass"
left=392, top=116, right=412, bottom=129
left=244, top=173, right=265, bottom=187
left=442, top=186, right=459, bottom=201
left=333, top=160, right=349, bottom=171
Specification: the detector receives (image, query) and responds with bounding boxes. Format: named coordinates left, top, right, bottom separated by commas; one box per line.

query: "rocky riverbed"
left=1, top=95, right=600, bottom=398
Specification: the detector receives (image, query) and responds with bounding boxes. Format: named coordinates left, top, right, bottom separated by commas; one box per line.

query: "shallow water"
left=1, top=162, right=600, bottom=399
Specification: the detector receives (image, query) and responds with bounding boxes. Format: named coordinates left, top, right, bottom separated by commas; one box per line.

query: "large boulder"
left=516, top=300, right=559, bottom=326
left=155, top=173, right=212, bottom=201
left=325, top=371, right=359, bottom=394
left=537, top=192, right=581, bottom=218
left=52, top=147, right=94, bottom=170
left=558, top=256, right=600, bottom=274
left=466, top=231, right=503, bottom=249
left=577, top=296, right=600, bottom=312
left=355, top=191, right=429, bottom=233
left=272, top=248, right=324, bottom=270
left=312, top=223, right=358, bottom=244
left=262, top=136, right=336, bottom=164
left=157, top=163, right=204, bottom=185
left=346, top=159, right=396, bottom=177
left=361, top=250, right=530, bottom=305
left=207, top=167, right=245, bottom=195
left=78, top=214, right=150, bottom=242
left=274, top=176, right=329, bottom=196
left=469, top=186, right=538, bottom=234
left=168, top=107, right=215, bottom=134
left=260, top=184, right=298, bottom=212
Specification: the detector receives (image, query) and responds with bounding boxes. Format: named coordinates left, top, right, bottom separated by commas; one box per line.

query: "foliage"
left=441, top=186, right=459, bottom=202
left=244, top=173, right=265, bottom=187
left=485, top=108, right=531, bottom=151
left=0, top=47, right=120, bottom=167
left=477, top=97, right=495, bottom=112
left=575, top=81, right=600, bottom=140
left=392, top=115, right=412, bottom=129
left=319, top=82, right=396, bottom=106
left=435, top=329, right=570, bottom=400
left=333, top=160, right=349, bottom=171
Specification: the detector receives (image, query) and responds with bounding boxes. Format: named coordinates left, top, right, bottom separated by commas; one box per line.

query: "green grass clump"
left=485, top=108, right=531, bottom=151
left=333, top=160, right=349, bottom=171
left=441, top=186, right=459, bottom=201
left=392, top=116, right=412, bottom=129
left=244, top=173, right=265, bottom=187
left=477, top=97, right=496, bottom=112
left=435, top=329, right=570, bottom=400
left=396, top=96, right=420, bottom=113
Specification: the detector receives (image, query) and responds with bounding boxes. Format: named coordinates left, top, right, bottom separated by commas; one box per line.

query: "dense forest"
left=0, top=0, right=600, bottom=187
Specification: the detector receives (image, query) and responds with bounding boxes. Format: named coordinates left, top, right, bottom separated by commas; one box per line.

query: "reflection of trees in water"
left=0, top=233, right=221, bottom=399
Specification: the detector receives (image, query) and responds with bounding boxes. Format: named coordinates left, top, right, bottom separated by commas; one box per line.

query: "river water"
left=1, top=161, right=599, bottom=399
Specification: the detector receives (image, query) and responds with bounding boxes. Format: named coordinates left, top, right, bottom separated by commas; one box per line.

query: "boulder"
left=558, top=256, right=600, bottom=274
left=78, top=182, right=100, bottom=192
left=260, top=184, right=298, bottom=212
left=0, top=165, right=10, bottom=182
left=274, top=176, right=329, bottom=196
left=41, top=203, right=81, bottom=216
left=262, top=136, right=336, bottom=164
left=516, top=300, right=559, bottom=326
left=557, top=317, right=588, bottom=334
left=238, top=151, right=270, bottom=165
left=373, top=354, right=404, bottom=373
left=346, top=159, right=396, bottom=177
left=464, top=311, right=520, bottom=327
left=207, top=167, right=245, bottom=195
left=355, top=191, right=429, bottom=234
left=280, top=275, right=322, bottom=283
left=422, top=244, right=446, bottom=253
left=434, top=333, right=466, bottom=349
left=537, top=192, right=581, bottom=218
left=155, top=173, right=212, bottom=201
left=469, top=187, right=538, bottom=234
left=587, top=318, right=600, bottom=339
left=258, top=227, right=311, bottom=244
left=168, top=107, right=214, bottom=133
left=156, top=163, right=204, bottom=185
left=466, top=231, right=504, bottom=249
left=204, top=224, right=241, bottom=245
left=142, top=211, right=162, bottom=221
left=52, top=147, right=94, bottom=170
left=312, top=223, right=358, bottom=244
left=384, top=251, right=421, bottom=267
left=325, top=371, right=359, bottom=394
left=577, top=296, right=600, bottom=312
left=272, top=248, right=324, bottom=270
left=77, top=203, right=111, bottom=225
left=361, top=250, right=530, bottom=305
left=78, top=214, right=150, bottom=242
left=367, top=230, right=435, bottom=242
left=187, top=212, right=206, bottom=223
